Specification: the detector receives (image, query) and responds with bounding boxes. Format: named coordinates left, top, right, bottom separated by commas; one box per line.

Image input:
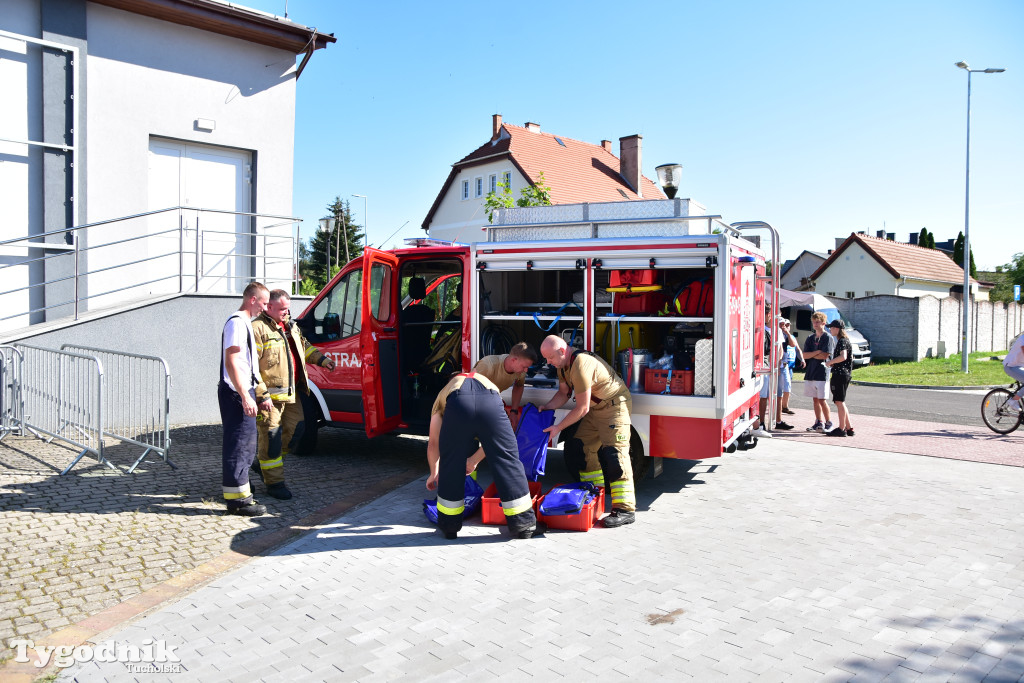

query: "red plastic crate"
left=536, top=485, right=606, bottom=532
left=480, top=481, right=543, bottom=525
left=643, top=368, right=694, bottom=395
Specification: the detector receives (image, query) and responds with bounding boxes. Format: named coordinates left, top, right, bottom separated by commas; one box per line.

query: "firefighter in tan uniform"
left=252, top=289, right=336, bottom=500
left=472, top=342, right=538, bottom=427
left=539, top=334, right=636, bottom=527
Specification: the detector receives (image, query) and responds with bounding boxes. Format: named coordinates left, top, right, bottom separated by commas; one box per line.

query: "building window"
left=489, top=174, right=497, bottom=194
left=845, top=291, right=855, bottom=299
left=475, top=177, right=483, bottom=198
left=503, top=171, right=512, bottom=187
left=826, top=291, right=836, bottom=297
left=864, top=291, right=875, bottom=297
left=461, top=180, right=469, bottom=200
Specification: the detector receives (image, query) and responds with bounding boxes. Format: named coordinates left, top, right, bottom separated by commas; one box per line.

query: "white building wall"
left=0, top=0, right=44, bottom=330
left=83, top=3, right=297, bottom=303
left=429, top=160, right=519, bottom=244
left=814, top=242, right=955, bottom=300
left=814, top=243, right=897, bottom=298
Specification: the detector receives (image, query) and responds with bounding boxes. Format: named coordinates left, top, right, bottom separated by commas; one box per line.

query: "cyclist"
left=1004, top=332, right=1024, bottom=410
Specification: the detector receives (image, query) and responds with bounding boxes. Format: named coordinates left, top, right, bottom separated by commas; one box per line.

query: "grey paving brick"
left=23, top=435, right=1024, bottom=682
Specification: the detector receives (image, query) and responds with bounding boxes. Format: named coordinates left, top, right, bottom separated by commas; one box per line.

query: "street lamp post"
left=319, top=216, right=336, bottom=281
left=352, top=194, right=368, bottom=248
left=955, top=61, right=1005, bottom=373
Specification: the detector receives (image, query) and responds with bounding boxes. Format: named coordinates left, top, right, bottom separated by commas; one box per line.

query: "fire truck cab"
left=294, top=199, right=777, bottom=478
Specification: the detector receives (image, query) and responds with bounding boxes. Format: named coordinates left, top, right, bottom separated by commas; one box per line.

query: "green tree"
left=951, top=231, right=977, bottom=279
left=484, top=171, right=553, bottom=223
left=990, top=252, right=1024, bottom=303
left=918, top=227, right=935, bottom=249
left=299, top=197, right=364, bottom=294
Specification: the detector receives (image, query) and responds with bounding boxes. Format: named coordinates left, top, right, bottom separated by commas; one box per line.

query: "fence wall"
left=840, top=295, right=1024, bottom=361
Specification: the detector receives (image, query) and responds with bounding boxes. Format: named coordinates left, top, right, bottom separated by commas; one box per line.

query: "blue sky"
left=245, top=0, right=1022, bottom=270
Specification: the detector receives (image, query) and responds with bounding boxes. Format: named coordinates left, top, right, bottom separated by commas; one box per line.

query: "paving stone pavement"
left=0, top=423, right=425, bottom=658
left=49, top=437, right=1024, bottom=683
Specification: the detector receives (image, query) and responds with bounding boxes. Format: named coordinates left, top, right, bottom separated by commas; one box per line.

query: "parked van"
left=778, top=289, right=871, bottom=366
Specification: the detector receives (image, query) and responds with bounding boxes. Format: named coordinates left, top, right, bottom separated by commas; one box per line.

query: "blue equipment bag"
left=515, top=403, right=554, bottom=481
left=539, top=482, right=600, bottom=516
left=423, top=475, right=485, bottom=524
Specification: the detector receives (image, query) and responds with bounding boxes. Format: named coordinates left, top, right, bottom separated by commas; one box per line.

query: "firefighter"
left=219, top=281, right=271, bottom=516
left=539, top=334, right=636, bottom=528
left=472, top=342, right=538, bottom=428
left=251, top=289, right=336, bottom=499
left=426, top=372, right=542, bottom=540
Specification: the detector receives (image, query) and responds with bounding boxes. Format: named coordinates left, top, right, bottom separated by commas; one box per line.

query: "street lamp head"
left=955, top=61, right=969, bottom=70
left=655, top=163, right=683, bottom=200
left=982, top=68, right=1006, bottom=73
left=319, top=217, right=336, bottom=233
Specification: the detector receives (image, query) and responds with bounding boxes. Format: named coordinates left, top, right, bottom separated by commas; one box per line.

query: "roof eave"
left=89, top=0, right=337, bottom=53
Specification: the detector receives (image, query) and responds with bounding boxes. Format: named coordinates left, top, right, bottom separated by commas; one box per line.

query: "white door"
left=148, top=138, right=251, bottom=294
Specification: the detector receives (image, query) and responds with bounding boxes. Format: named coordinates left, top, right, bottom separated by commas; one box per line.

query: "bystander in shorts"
left=759, top=365, right=791, bottom=398
left=830, top=371, right=850, bottom=402
left=803, top=380, right=830, bottom=400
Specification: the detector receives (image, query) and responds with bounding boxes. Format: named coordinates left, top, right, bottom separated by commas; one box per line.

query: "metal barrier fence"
left=61, top=345, right=174, bottom=474
left=9, top=344, right=175, bottom=475
left=0, top=345, right=25, bottom=441
left=16, top=343, right=110, bottom=474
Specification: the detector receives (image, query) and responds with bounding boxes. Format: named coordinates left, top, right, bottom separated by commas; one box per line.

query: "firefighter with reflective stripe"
left=539, top=334, right=637, bottom=528
left=251, top=289, right=336, bottom=500
left=426, top=372, right=542, bottom=540
left=219, top=282, right=271, bottom=517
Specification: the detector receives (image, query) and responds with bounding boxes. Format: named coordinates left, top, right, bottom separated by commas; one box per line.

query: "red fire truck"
left=294, top=200, right=779, bottom=479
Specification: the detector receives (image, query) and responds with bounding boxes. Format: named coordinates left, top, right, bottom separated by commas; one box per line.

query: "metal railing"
left=0, top=206, right=302, bottom=327
left=0, top=345, right=25, bottom=441
left=15, top=343, right=109, bottom=474
left=10, top=344, right=175, bottom=475
left=61, top=344, right=174, bottom=473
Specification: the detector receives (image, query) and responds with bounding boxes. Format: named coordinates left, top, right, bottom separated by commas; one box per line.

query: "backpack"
left=539, top=482, right=600, bottom=515
left=672, top=277, right=714, bottom=317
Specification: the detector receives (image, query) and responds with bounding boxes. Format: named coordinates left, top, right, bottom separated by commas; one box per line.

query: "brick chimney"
left=525, top=122, right=541, bottom=133
left=491, top=114, right=503, bottom=141
left=601, top=140, right=612, bottom=153
left=619, top=134, right=642, bottom=197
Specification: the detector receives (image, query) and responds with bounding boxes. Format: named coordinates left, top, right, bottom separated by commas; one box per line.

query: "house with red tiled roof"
left=808, top=232, right=988, bottom=301
left=421, top=115, right=682, bottom=242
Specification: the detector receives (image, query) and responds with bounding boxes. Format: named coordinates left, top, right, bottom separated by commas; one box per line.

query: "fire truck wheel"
left=629, top=429, right=649, bottom=483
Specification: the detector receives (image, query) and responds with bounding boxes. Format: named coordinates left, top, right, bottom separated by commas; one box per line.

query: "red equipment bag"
left=612, top=291, right=668, bottom=315
left=608, top=270, right=661, bottom=293
left=673, top=278, right=714, bottom=317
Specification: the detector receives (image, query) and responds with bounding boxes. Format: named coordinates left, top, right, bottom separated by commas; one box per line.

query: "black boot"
left=507, top=511, right=545, bottom=539
left=602, top=509, right=636, bottom=528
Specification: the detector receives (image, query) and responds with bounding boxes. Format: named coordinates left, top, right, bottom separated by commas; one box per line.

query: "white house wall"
left=84, top=3, right=297, bottom=305
left=814, top=243, right=898, bottom=298
left=429, top=160, right=519, bottom=243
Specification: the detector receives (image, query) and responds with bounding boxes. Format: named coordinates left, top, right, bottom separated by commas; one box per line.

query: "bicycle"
left=981, top=381, right=1024, bottom=434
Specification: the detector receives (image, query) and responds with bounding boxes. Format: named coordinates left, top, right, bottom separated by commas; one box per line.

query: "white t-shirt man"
left=222, top=312, right=258, bottom=393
